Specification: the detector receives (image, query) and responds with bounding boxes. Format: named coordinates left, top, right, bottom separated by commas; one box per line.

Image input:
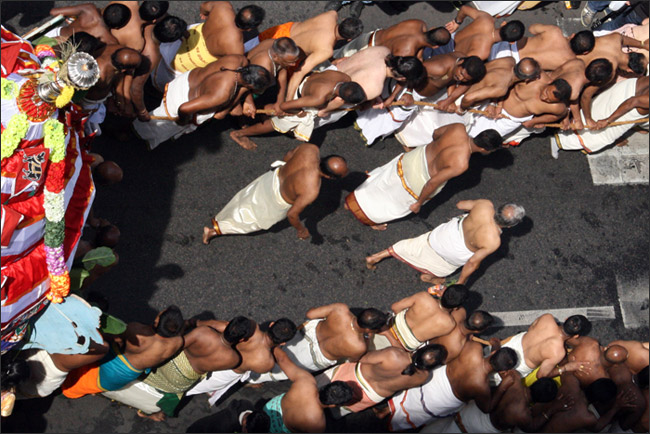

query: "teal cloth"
left=263, top=393, right=292, bottom=433
left=98, top=343, right=151, bottom=391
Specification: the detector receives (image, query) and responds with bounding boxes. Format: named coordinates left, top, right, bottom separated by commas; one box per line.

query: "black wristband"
left=454, top=17, right=462, bottom=25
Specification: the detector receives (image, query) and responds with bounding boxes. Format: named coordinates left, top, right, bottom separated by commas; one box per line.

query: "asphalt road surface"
left=2, top=2, right=648, bottom=433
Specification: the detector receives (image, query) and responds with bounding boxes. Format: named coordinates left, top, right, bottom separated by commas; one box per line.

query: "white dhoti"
left=489, top=332, right=532, bottom=386
left=555, top=78, right=648, bottom=154
left=455, top=401, right=502, bottom=433
left=271, top=77, right=318, bottom=141
left=314, top=105, right=353, bottom=128
left=332, top=29, right=380, bottom=59
left=355, top=82, right=423, bottom=146
left=388, top=365, right=464, bottom=431
left=395, top=91, right=465, bottom=148
left=466, top=105, right=532, bottom=138
left=102, top=380, right=163, bottom=415
left=472, top=1, right=522, bottom=17
left=151, top=39, right=183, bottom=92
left=346, top=145, right=445, bottom=226
left=488, top=41, right=521, bottom=62
left=186, top=370, right=250, bottom=406
left=15, top=349, right=68, bottom=399
left=389, top=231, right=460, bottom=277
left=250, top=319, right=337, bottom=383
left=212, top=163, right=291, bottom=235
left=133, top=71, right=215, bottom=150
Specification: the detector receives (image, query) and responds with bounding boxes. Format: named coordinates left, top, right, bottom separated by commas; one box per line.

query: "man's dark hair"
left=357, top=308, right=389, bottom=331
left=245, top=410, right=271, bottom=432
left=585, top=58, right=613, bottom=85
left=386, top=55, right=425, bottom=86
left=494, top=203, right=525, bottom=227
left=425, top=27, right=451, bottom=46
left=637, top=365, right=649, bottom=389
left=474, top=129, right=504, bottom=151
left=224, top=316, right=256, bottom=344
left=238, top=65, right=273, bottom=93
left=68, top=32, right=106, bottom=57
left=272, top=37, right=300, bottom=58
left=268, top=318, right=297, bottom=345
left=490, top=348, right=518, bottom=372
left=235, top=5, right=266, bottom=30
left=110, top=48, right=140, bottom=72
left=570, top=30, right=595, bottom=55
left=514, top=57, right=541, bottom=81
left=338, top=82, right=367, bottom=104
left=320, top=155, right=348, bottom=179
left=550, top=78, right=571, bottom=104
left=530, top=378, right=559, bottom=403
left=562, top=314, right=591, bottom=336
left=318, top=381, right=354, bottom=405
left=499, top=20, right=525, bottom=42
left=154, top=305, right=184, bottom=337
left=440, top=284, right=469, bottom=309
left=402, top=344, right=447, bottom=375
left=338, top=17, right=364, bottom=40
left=459, top=56, right=486, bottom=82
left=465, top=310, right=494, bottom=332
left=585, top=378, right=617, bottom=404
left=154, top=16, right=188, bottom=43
left=103, top=3, right=131, bottom=30
left=628, top=52, right=647, bottom=75
left=1, top=358, right=30, bottom=391
left=139, top=1, right=169, bottom=21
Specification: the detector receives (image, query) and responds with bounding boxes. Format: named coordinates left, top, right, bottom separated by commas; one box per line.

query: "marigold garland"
left=46, top=273, right=70, bottom=303
left=1, top=113, right=29, bottom=160
left=1, top=78, right=18, bottom=100
left=44, top=161, right=65, bottom=193
left=43, top=119, right=66, bottom=162
left=34, top=44, right=55, bottom=59
left=55, top=85, right=74, bottom=109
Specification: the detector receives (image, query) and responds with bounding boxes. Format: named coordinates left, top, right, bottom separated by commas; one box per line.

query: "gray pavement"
left=1, top=1, right=648, bottom=433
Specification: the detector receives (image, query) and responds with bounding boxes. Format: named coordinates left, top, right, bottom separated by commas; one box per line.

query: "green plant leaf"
left=82, top=247, right=116, bottom=270
left=69, top=268, right=91, bottom=292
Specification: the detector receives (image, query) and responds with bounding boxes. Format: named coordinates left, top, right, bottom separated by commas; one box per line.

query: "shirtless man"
left=542, top=371, right=637, bottom=432
left=432, top=309, right=494, bottom=363
left=246, top=37, right=302, bottom=113
left=373, top=285, right=468, bottom=352
left=318, top=344, right=447, bottom=416
left=564, top=336, right=628, bottom=387
left=366, top=198, right=523, bottom=286
left=86, top=45, right=142, bottom=103
left=48, top=3, right=123, bottom=44
left=60, top=305, right=185, bottom=399
left=229, top=68, right=365, bottom=150
left=133, top=55, right=271, bottom=149
left=266, top=346, right=355, bottom=432
left=187, top=317, right=297, bottom=406
left=388, top=343, right=518, bottom=431
left=259, top=11, right=363, bottom=99
left=102, top=316, right=251, bottom=421
left=203, top=144, right=348, bottom=242
left=110, top=1, right=169, bottom=51
left=442, top=5, right=525, bottom=60
left=491, top=314, right=592, bottom=384
left=517, top=26, right=595, bottom=71
left=334, top=19, right=451, bottom=59
left=348, top=124, right=504, bottom=231
left=607, top=340, right=650, bottom=374
left=607, top=358, right=647, bottom=430
left=460, top=57, right=541, bottom=111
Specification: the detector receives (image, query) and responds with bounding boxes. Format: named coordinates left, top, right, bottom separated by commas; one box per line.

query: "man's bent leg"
left=366, top=249, right=392, bottom=270
left=229, top=119, right=275, bottom=150
left=420, top=273, right=446, bottom=284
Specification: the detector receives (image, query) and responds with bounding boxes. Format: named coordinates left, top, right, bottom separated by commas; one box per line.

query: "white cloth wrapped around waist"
left=488, top=41, right=521, bottom=62
left=186, top=370, right=251, bottom=406
left=465, top=105, right=532, bottom=138
left=489, top=332, right=532, bottom=386
left=429, top=215, right=474, bottom=268
left=271, top=75, right=318, bottom=141
left=354, top=145, right=438, bottom=225
left=213, top=163, right=291, bottom=235
left=389, top=230, right=458, bottom=277
left=456, top=400, right=502, bottom=433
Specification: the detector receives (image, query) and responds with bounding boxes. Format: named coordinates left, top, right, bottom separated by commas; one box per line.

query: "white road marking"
left=616, top=274, right=649, bottom=329
left=588, top=132, right=649, bottom=185
left=492, top=306, right=616, bottom=327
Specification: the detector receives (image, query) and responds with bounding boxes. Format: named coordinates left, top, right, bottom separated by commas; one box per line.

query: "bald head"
left=94, top=161, right=123, bottom=185
left=320, top=155, right=348, bottom=179
left=111, top=47, right=142, bottom=72
left=494, top=203, right=525, bottom=228
left=514, top=57, right=541, bottom=81
left=604, top=345, right=628, bottom=364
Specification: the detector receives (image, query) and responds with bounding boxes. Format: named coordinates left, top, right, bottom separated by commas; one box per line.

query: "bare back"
left=314, top=305, right=366, bottom=361
left=282, top=376, right=325, bottom=432
left=551, top=59, right=588, bottom=101
left=578, top=33, right=626, bottom=72
left=122, top=322, right=184, bottom=371
left=183, top=326, right=241, bottom=374
left=454, top=13, right=497, bottom=60
left=53, top=4, right=118, bottom=45
left=416, top=52, right=464, bottom=97
left=431, top=308, right=468, bottom=363
left=278, top=144, right=321, bottom=204
left=567, top=336, right=608, bottom=386
left=463, top=57, right=516, bottom=107
left=361, top=347, right=427, bottom=397
left=397, top=292, right=456, bottom=342
left=110, top=1, right=146, bottom=51
left=235, top=327, right=274, bottom=374
left=609, top=340, right=650, bottom=374
left=426, top=123, right=472, bottom=181
left=504, top=72, right=566, bottom=118
left=376, top=20, right=428, bottom=57
left=289, top=11, right=338, bottom=56
left=337, top=46, right=391, bottom=100
left=521, top=314, right=566, bottom=372
left=460, top=199, right=501, bottom=254
left=518, top=24, right=575, bottom=70
left=447, top=341, right=490, bottom=404
left=202, top=1, right=244, bottom=56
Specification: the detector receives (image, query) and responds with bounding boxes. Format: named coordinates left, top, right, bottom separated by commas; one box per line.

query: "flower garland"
left=41, top=118, right=69, bottom=303
left=1, top=113, right=29, bottom=159
left=1, top=78, right=18, bottom=100
left=55, top=85, right=74, bottom=109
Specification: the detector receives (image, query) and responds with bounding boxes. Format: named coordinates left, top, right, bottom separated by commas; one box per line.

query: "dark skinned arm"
left=50, top=4, right=96, bottom=17
left=286, top=188, right=319, bottom=240
left=594, top=93, right=649, bottom=129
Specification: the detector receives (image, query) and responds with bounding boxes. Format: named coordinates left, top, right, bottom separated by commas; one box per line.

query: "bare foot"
left=370, top=224, right=388, bottom=231
left=137, top=410, right=166, bottom=421
left=420, top=274, right=445, bottom=284
left=229, top=130, right=257, bottom=150
left=202, top=227, right=217, bottom=245
left=365, top=256, right=377, bottom=270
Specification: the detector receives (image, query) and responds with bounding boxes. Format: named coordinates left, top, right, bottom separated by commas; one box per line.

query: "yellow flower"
left=55, top=85, right=74, bottom=108
left=1, top=78, right=18, bottom=100
left=1, top=113, right=29, bottom=160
